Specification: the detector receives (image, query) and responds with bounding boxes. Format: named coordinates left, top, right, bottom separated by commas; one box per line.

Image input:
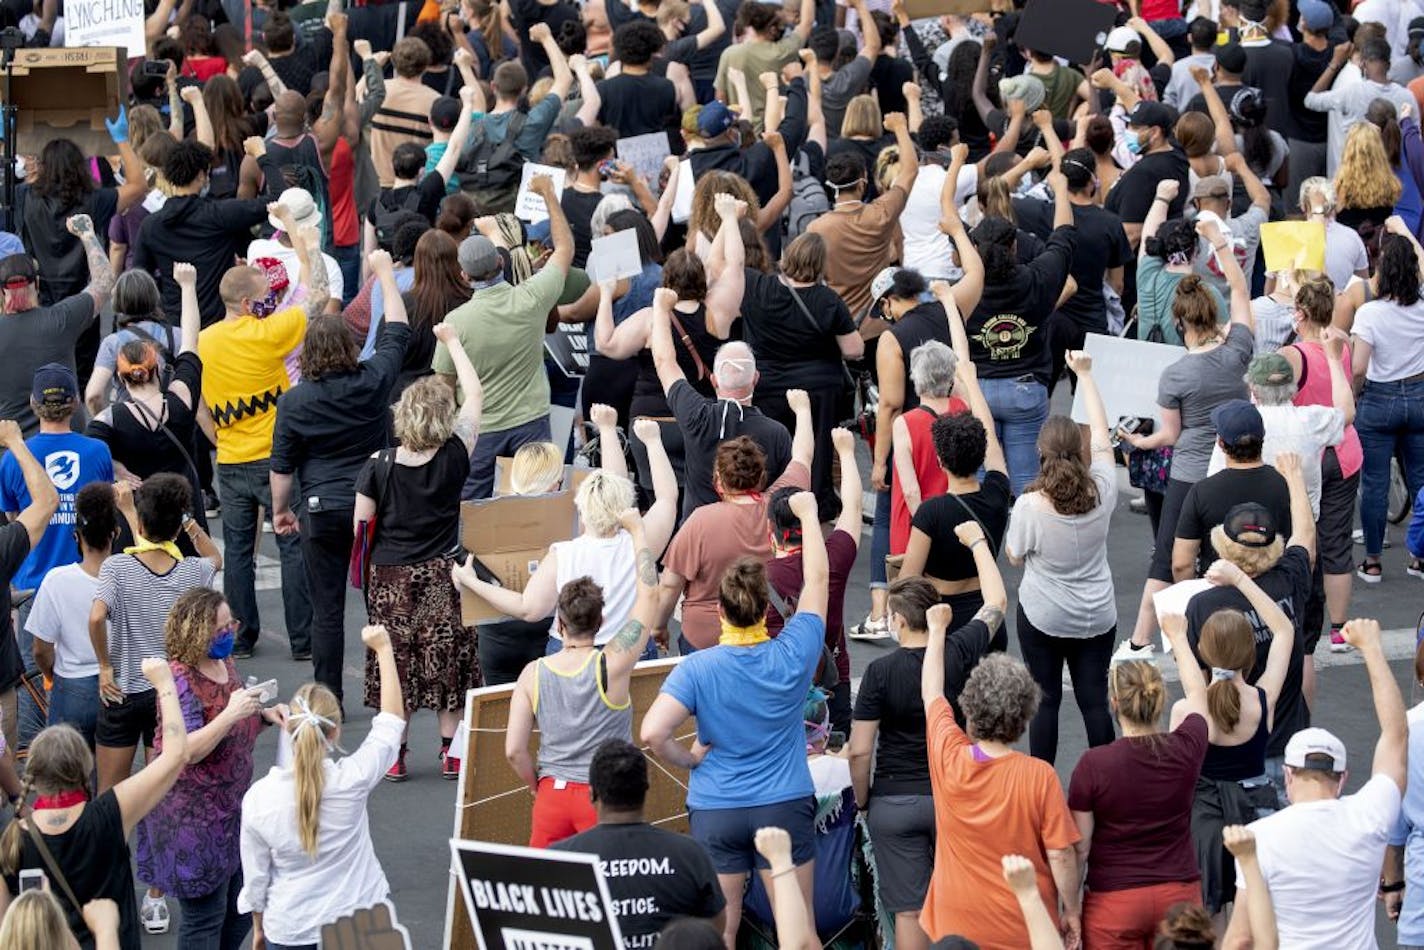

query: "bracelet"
left=1153, top=196, right=1169, bottom=203
left=770, top=865, right=797, bottom=878
left=969, top=537, right=987, bottom=550
left=1212, top=242, right=1229, bottom=251
left=1380, top=880, right=1406, bottom=894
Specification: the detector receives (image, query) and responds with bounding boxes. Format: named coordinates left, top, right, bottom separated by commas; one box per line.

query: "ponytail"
left=0, top=774, right=34, bottom=876
left=1026, top=416, right=1098, bottom=515
left=288, top=684, right=341, bottom=857
left=1198, top=610, right=1255, bottom=733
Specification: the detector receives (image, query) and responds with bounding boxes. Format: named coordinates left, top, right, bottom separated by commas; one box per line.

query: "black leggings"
left=1016, top=604, right=1116, bottom=765
left=476, top=619, right=550, bottom=687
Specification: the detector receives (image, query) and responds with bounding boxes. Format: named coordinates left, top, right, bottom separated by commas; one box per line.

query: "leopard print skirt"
left=363, top=555, right=482, bottom=711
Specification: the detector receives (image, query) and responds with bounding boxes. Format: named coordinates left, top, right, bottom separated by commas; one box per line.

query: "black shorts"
left=1149, top=478, right=1195, bottom=583
left=688, top=796, right=815, bottom=874
left=95, top=689, right=157, bottom=750
left=1316, top=448, right=1358, bottom=576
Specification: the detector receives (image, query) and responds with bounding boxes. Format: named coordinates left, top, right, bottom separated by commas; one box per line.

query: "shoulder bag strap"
left=123, top=398, right=200, bottom=486
left=23, top=819, right=84, bottom=916
left=372, top=447, right=397, bottom=509
left=947, top=490, right=996, bottom=554
left=766, top=578, right=796, bottom=621
left=1290, top=342, right=1309, bottom=389
left=665, top=308, right=708, bottom=382
left=783, top=282, right=824, bottom=335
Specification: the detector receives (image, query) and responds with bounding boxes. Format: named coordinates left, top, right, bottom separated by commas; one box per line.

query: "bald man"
left=237, top=90, right=333, bottom=233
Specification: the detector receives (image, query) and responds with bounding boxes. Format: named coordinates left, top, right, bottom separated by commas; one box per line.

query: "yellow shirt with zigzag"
left=199, top=306, right=307, bottom=465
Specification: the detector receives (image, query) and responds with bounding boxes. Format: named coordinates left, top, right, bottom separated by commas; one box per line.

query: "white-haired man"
left=651, top=288, right=791, bottom=517
left=1299, top=177, right=1369, bottom=292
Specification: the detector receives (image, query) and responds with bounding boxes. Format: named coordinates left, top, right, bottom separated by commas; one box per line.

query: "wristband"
left=968, top=537, right=987, bottom=550
left=1380, top=880, right=1406, bottom=894
left=1153, top=196, right=1169, bottom=203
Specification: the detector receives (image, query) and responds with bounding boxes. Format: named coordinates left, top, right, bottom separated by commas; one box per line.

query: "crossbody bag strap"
left=782, top=281, right=824, bottom=335
left=665, top=308, right=708, bottom=381
left=947, top=490, right=995, bottom=554
left=766, top=578, right=796, bottom=621
left=23, top=819, right=84, bottom=917
left=124, top=397, right=200, bottom=486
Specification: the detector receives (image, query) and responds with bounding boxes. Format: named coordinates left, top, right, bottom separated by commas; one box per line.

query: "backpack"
left=371, top=187, right=424, bottom=250
left=785, top=148, right=830, bottom=242
left=456, top=111, right=528, bottom=215
left=266, top=135, right=332, bottom=250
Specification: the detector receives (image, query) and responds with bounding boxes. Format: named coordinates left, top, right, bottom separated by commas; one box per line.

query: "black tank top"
left=630, top=302, right=719, bottom=418
left=264, top=133, right=332, bottom=242
left=1201, top=686, right=1270, bottom=781
left=888, top=301, right=954, bottom=413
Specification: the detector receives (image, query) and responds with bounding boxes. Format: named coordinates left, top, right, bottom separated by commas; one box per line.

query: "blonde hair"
left=165, top=588, right=227, bottom=666
left=687, top=170, right=761, bottom=242
left=529, top=75, right=554, bottom=104
left=840, top=94, right=882, bottom=139
left=509, top=442, right=563, bottom=495
left=289, top=683, right=342, bottom=857
left=1, top=725, right=93, bottom=875
left=1334, top=122, right=1402, bottom=210
left=0, top=890, right=72, bottom=950
left=575, top=470, right=635, bottom=537
left=393, top=376, right=457, bottom=452
left=1299, top=176, right=1337, bottom=216
left=873, top=145, right=903, bottom=194
left=1210, top=525, right=1285, bottom=577
left=657, top=0, right=689, bottom=28
left=1109, top=660, right=1167, bottom=727
left=128, top=103, right=164, bottom=152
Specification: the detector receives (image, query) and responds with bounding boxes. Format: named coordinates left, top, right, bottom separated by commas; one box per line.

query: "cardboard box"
left=459, top=491, right=580, bottom=625
left=901, top=0, right=994, bottom=19
left=6, top=46, right=128, bottom=157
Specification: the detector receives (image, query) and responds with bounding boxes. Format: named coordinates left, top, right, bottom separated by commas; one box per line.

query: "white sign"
left=1070, top=333, right=1185, bottom=428
left=585, top=229, right=643, bottom=283
left=671, top=159, right=694, bottom=225
left=515, top=163, right=567, bottom=223
left=1152, top=578, right=1213, bottom=651
left=65, top=0, right=146, bottom=54
left=615, top=132, right=671, bottom=188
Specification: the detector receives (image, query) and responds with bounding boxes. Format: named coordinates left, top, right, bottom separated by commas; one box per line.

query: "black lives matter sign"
left=451, top=839, right=624, bottom=950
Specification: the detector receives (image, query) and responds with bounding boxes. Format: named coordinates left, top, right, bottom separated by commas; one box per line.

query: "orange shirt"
left=920, top=697, right=1081, bottom=949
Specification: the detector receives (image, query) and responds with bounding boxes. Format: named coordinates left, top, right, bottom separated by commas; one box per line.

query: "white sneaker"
left=848, top=616, right=891, bottom=641
left=1111, top=639, right=1156, bottom=665
left=141, top=894, right=170, bottom=935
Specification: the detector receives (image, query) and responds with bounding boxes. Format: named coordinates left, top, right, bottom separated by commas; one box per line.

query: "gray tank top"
left=534, top=649, right=633, bottom=783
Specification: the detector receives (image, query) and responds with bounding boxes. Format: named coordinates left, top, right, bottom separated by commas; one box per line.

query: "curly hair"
left=165, top=587, right=228, bottom=666
left=1026, top=415, right=1097, bottom=515
left=1156, top=901, right=1216, bottom=949
left=164, top=140, right=215, bottom=189
left=136, top=472, right=192, bottom=542
left=719, top=556, right=769, bottom=627
left=714, top=436, right=767, bottom=494
left=392, top=36, right=433, bottom=78
left=299, top=314, right=360, bottom=381
left=931, top=412, right=987, bottom=478
left=613, top=19, right=665, bottom=65
left=75, top=481, right=117, bottom=552
left=558, top=576, right=604, bottom=639
left=1377, top=233, right=1422, bottom=305
left=1334, top=121, right=1402, bottom=210
left=1144, top=217, right=1200, bottom=264
left=688, top=170, right=762, bottom=243
left=970, top=216, right=1018, bottom=284
left=1210, top=525, right=1284, bottom=578
left=392, top=376, right=456, bottom=452
left=958, top=653, right=1040, bottom=743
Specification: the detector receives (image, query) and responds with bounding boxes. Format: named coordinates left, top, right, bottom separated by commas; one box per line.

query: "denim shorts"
left=689, top=796, right=815, bottom=874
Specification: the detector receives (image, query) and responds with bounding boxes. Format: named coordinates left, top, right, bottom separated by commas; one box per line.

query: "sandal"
left=1408, top=559, right=1424, bottom=579
left=1357, top=560, right=1383, bottom=584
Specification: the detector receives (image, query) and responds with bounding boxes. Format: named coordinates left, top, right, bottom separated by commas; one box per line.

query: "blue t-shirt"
left=1390, top=705, right=1424, bottom=944
left=662, top=611, right=823, bottom=810
left=0, top=432, right=113, bottom=591
left=359, top=268, right=418, bottom=361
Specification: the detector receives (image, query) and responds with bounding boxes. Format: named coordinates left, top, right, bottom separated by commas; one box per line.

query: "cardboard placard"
left=320, top=901, right=413, bottom=949
left=1070, top=333, right=1187, bottom=429
left=7, top=47, right=127, bottom=157
left=1260, top=220, right=1326, bottom=275
left=64, top=0, right=145, bottom=54
left=546, top=323, right=591, bottom=377
left=493, top=459, right=593, bottom=497
left=670, top=160, right=695, bottom=225
left=515, top=163, right=568, bottom=224
left=615, top=132, right=671, bottom=188
left=1152, top=579, right=1213, bottom=651
left=458, top=492, right=580, bottom=624
left=451, top=839, right=624, bottom=950
left=586, top=230, right=643, bottom=284
left=1013, top=0, right=1118, bottom=66
left=901, top=0, right=994, bottom=19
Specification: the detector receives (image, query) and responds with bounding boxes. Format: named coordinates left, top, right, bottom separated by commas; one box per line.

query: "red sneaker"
left=384, top=747, right=408, bottom=783
left=442, top=749, right=461, bottom=780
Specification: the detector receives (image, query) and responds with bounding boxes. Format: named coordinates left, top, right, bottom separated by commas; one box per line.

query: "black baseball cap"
left=32, top=362, right=77, bottom=404
left=1222, top=502, right=1278, bottom=548
left=1127, top=100, right=1175, bottom=133
left=0, top=253, right=36, bottom=287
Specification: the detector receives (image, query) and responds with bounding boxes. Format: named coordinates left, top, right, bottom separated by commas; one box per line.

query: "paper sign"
left=515, top=164, right=567, bottom=223
left=1070, top=333, right=1186, bottom=429
left=671, top=160, right=695, bottom=225
left=586, top=229, right=643, bottom=283
left=902, top=0, right=993, bottom=18
left=64, top=0, right=146, bottom=53
left=450, top=839, right=624, bottom=950
left=1013, top=0, right=1118, bottom=66
left=1152, top=579, right=1214, bottom=651
left=320, top=901, right=413, bottom=949
left=616, top=132, right=671, bottom=188
left=1260, top=220, right=1326, bottom=275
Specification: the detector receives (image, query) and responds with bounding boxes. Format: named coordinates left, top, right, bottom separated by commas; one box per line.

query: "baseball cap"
left=1193, top=174, right=1231, bottom=200
left=458, top=234, right=501, bottom=279
left=1221, top=502, right=1277, bottom=549
left=1211, top=399, right=1265, bottom=446
left=1247, top=352, right=1294, bottom=388
left=430, top=95, right=462, bottom=133
left=32, top=362, right=77, bottom=405
left=697, top=101, right=735, bottom=138
left=1214, top=42, right=1247, bottom=75
left=869, top=267, right=900, bottom=307
left=269, top=187, right=321, bottom=233
left=1298, top=0, right=1334, bottom=31
left=1126, top=100, right=1174, bottom=133
left=558, top=267, right=591, bottom=306
left=1410, top=15, right=1424, bottom=36
left=1105, top=26, right=1138, bottom=53
left=998, top=74, right=1045, bottom=112
left=0, top=253, right=36, bottom=287
left=1284, top=726, right=1347, bottom=772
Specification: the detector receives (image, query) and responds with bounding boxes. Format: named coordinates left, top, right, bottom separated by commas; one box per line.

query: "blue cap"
left=1211, top=399, right=1264, bottom=446
left=697, top=100, right=735, bottom=138
left=1298, top=0, right=1333, bottom=31
left=32, top=362, right=77, bottom=404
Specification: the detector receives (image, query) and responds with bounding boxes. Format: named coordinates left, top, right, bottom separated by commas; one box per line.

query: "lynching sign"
left=64, top=0, right=145, bottom=54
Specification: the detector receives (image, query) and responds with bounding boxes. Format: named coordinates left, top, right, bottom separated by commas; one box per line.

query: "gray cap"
left=458, top=235, right=501, bottom=279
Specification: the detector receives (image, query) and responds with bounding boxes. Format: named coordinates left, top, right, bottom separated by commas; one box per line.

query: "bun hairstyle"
left=1109, top=660, right=1167, bottom=728
left=1198, top=609, right=1256, bottom=732
left=1027, top=415, right=1097, bottom=515
left=1172, top=274, right=1220, bottom=339
left=1154, top=901, right=1216, bottom=949
left=1144, top=217, right=1199, bottom=264
left=719, top=556, right=769, bottom=627
left=117, top=340, right=160, bottom=386
left=969, top=216, right=1018, bottom=284
left=714, top=436, right=767, bottom=495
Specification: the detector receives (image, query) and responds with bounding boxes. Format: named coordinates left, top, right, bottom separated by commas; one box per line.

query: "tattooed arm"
left=603, top=509, right=658, bottom=686
left=294, top=223, right=330, bottom=319
left=114, top=659, right=192, bottom=837
left=957, top=519, right=1007, bottom=632
left=69, top=215, right=116, bottom=312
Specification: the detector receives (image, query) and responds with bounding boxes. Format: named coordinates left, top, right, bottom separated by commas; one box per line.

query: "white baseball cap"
left=1105, top=26, right=1139, bottom=53
left=1284, top=727, right=1347, bottom=772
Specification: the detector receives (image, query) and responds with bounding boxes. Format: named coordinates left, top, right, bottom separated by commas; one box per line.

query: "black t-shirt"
left=1175, top=465, right=1293, bottom=575
left=668, top=379, right=792, bottom=517
left=887, top=302, right=953, bottom=413
left=908, top=470, right=1011, bottom=582
left=356, top=433, right=471, bottom=565
left=3, top=790, right=142, bottom=950
left=368, top=174, right=447, bottom=230
left=631, top=303, right=719, bottom=418
left=551, top=822, right=726, bottom=949
left=509, top=0, right=582, bottom=77
left=87, top=351, right=203, bottom=506
left=1185, top=83, right=1245, bottom=118
left=1015, top=199, right=1131, bottom=334
left=21, top=187, right=120, bottom=307
left=739, top=270, right=856, bottom=392
left=869, top=55, right=914, bottom=116
left=852, top=619, right=995, bottom=796
left=0, top=521, right=28, bottom=690
left=132, top=195, right=270, bottom=324
left=239, top=43, right=326, bottom=97
left=563, top=189, right=606, bottom=269
left=964, top=226, right=1077, bottom=383
left=1184, top=545, right=1312, bottom=758
left=395, top=294, right=448, bottom=398
left=1290, top=44, right=1332, bottom=143
left=1241, top=40, right=1295, bottom=140
left=596, top=72, right=679, bottom=139
left=1105, top=146, right=1190, bottom=226
left=422, top=65, right=466, bottom=97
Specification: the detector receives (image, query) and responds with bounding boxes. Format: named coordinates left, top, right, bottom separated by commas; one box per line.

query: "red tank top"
left=329, top=137, right=359, bottom=249
left=891, top=398, right=968, bottom=555
left=1291, top=340, right=1363, bottom=478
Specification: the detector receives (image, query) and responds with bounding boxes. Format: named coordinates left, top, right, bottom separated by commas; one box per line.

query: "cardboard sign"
left=670, top=160, right=695, bottom=225
left=515, top=164, right=567, bottom=224
left=320, top=901, right=413, bottom=949
left=1260, top=220, right=1326, bottom=275
left=1070, top=333, right=1187, bottom=429
left=64, top=0, right=145, bottom=53
left=1152, top=579, right=1214, bottom=651
left=1013, top=0, right=1118, bottom=66
left=8, top=47, right=127, bottom=157
left=450, top=839, right=624, bottom=950
left=901, top=0, right=994, bottom=19
left=586, top=229, right=643, bottom=284
left=458, top=491, right=580, bottom=624
left=615, top=132, right=671, bottom=188
left=546, top=323, right=591, bottom=377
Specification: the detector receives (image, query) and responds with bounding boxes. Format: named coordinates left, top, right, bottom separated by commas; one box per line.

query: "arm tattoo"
left=636, top=547, right=657, bottom=587
left=304, top=251, right=329, bottom=318
left=607, top=619, right=646, bottom=654
left=84, top=235, right=115, bottom=303
left=973, top=604, right=1004, bottom=635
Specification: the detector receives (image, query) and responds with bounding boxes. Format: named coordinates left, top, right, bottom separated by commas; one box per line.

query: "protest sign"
left=1070, top=333, right=1185, bottom=429
left=320, top=901, right=412, bottom=950
left=586, top=229, right=644, bottom=283
left=1013, top=0, right=1117, bottom=66
left=450, top=839, right=624, bottom=950
left=65, top=0, right=145, bottom=52
left=458, top=491, right=580, bottom=624
left=671, top=160, right=694, bottom=225
left=902, top=0, right=993, bottom=18
left=515, top=164, right=567, bottom=223
left=1152, top=579, right=1213, bottom=651
left=1260, top=220, right=1326, bottom=274
left=616, top=132, right=671, bottom=187
left=546, top=323, right=591, bottom=377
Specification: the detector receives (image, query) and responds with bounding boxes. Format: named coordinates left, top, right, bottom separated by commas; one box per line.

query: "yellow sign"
left=1260, top=221, right=1326, bottom=275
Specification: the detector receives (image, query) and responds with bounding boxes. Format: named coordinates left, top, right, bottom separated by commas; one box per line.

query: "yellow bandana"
left=124, top=536, right=184, bottom=562
left=719, top=618, right=770, bottom=647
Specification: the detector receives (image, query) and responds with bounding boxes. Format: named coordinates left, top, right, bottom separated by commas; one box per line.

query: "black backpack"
left=371, top=187, right=424, bottom=250
left=457, top=111, right=528, bottom=215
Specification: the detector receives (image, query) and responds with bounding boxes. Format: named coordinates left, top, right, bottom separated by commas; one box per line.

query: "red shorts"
left=529, top=777, right=597, bottom=848
left=1083, top=880, right=1202, bottom=950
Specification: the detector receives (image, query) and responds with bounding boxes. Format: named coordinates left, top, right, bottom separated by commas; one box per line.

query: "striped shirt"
left=369, top=78, right=440, bottom=188
left=95, top=554, right=217, bottom=695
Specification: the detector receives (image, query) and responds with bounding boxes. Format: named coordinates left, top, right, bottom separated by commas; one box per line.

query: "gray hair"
left=592, top=193, right=633, bottom=237
left=1250, top=378, right=1298, bottom=406
left=909, top=341, right=958, bottom=398
left=713, top=341, right=756, bottom=394
left=958, top=653, right=1040, bottom=744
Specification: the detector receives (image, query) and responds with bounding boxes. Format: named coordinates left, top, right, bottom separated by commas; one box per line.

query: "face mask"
left=208, top=629, right=236, bottom=660
left=249, top=289, right=280, bottom=318
left=1125, top=131, right=1147, bottom=156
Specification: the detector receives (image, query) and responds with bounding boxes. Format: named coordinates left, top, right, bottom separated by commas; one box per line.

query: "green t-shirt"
left=714, top=32, right=804, bottom=127
left=1136, top=255, right=1229, bottom=346
left=1035, top=63, right=1085, bottom=120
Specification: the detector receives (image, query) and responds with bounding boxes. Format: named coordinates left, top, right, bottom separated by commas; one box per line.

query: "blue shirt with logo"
left=0, top=432, right=113, bottom=591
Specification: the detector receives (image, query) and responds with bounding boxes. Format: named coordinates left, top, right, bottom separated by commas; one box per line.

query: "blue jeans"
left=977, top=376, right=1050, bottom=495
left=1356, top=379, right=1424, bottom=556
left=869, top=488, right=891, bottom=589
left=216, top=460, right=312, bottom=654
left=463, top=414, right=552, bottom=500
left=48, top=674, right=98, bottom=748
left=331, top=244, right=360, bottom=307
left=176, top=869, right=250, bottom=950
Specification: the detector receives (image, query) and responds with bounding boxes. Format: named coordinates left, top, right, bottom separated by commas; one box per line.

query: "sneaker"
left=1329, top=628, right=1353, bottom=653
left=1128, top=495, right=1149, bottom=515
left=203, top=489, right=220, bottom=521
left=1111, top=639, right=1156, bottom=665
left=1357, top=561, right=1383, bottom=584
left=140, top=894, right=170, bottom=935
left=1408, top=560, right=1424, bottom=579
left=442, top=749, right=461, bottom=780
left=847, top=616, right=891, bottom=641
left=384, top=747, right=408, bottom=783
left=232, top=641, right=255, bottom=660
left=291, top=648, right=312, bottom=662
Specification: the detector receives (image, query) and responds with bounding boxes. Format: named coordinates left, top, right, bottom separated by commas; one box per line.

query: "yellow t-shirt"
left=198, top=307, right=307, bottom=465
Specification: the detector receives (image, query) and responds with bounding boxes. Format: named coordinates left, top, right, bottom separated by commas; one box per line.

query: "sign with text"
left=586, top=229, right=643, bottom=283
left=451, top=839, right=623, bottom=950
left=64, top=0, right=145, bottom=53
left=516, top=163, right=568, bottom=223
left=1013, top=0, right=1117, bottom=66
left=615, top=132, right=671, bottom=188
left=1070, top=333, right=1186, bottom=429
